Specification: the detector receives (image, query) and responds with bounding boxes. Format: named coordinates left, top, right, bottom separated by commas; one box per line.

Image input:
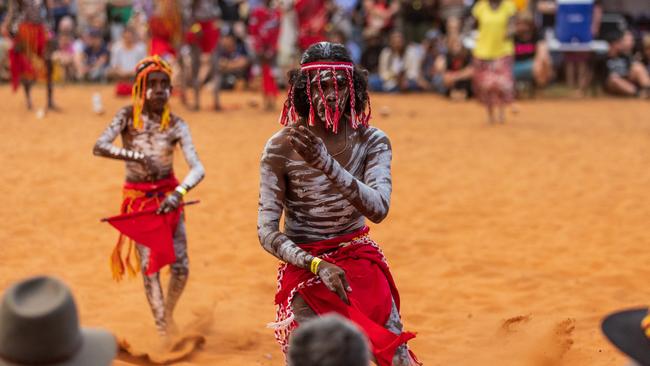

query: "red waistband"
left=123, top=175, right=179, bottom=193
left=298, top=226, right=370, bottom=254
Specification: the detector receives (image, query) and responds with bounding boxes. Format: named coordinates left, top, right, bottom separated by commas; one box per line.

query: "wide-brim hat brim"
left=0, top=328, right=116, bottom=366
left=602, top=308, right=650, bottom=366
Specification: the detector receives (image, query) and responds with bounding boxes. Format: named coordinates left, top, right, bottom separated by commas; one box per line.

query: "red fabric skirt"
left=272, top=227, right=417, bottom=366
left=9, top=22, right=47, bottom=90
left=185, top=20, right=220, bottom=54
left=473, top=56, right=514, bottom=106
left=149, top=17, right=177, bottom=57
left=110, top=175, right=181, bottom=280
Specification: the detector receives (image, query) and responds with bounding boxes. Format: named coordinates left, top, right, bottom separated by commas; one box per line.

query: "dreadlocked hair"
left=132, top=55, right=173, bottom=131
left=280, top=42, right=371, bottom=133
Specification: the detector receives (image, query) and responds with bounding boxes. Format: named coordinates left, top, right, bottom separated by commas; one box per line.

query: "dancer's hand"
left=288, top=126, right=330, bottom=170
left=317, top=261, right=352, bottom=305
left=157, top=191, right=182, bottom=214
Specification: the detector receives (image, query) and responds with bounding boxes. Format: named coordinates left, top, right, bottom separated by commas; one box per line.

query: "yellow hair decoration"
left=132, top=55, right=173, bottom=131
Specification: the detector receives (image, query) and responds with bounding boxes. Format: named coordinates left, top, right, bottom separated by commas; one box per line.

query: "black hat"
left=0, top=276, right=116, bottom=366
left=602, top=308, right=650, bottom=366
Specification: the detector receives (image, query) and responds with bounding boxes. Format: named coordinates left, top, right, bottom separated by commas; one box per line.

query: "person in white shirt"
left=109, top=27, right=147, bottom=80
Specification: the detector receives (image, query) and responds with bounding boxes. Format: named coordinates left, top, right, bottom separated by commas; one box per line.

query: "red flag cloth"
left=272, top=227, right=419, bottom=366
left=107, top=176, right=181, bottom=280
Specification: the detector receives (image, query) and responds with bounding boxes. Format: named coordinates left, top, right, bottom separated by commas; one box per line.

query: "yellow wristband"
left=310, top=257, right=322, bottom=275
left=175, top=186, right=188, bottom=196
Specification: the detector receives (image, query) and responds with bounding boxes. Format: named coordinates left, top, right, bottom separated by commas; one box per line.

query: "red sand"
left=1, top=85, right=649, bottom=365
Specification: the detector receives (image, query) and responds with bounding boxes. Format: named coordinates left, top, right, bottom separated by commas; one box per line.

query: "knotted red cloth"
left=273, top=227, right=418, bottom=366
left=105, top=176, right=181, bottom=280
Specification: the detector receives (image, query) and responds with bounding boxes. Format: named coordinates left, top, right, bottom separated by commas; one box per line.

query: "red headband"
left=279, top=61, right=371, bottom=133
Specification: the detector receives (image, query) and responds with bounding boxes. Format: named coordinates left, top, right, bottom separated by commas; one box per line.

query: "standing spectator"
left=288, top=315, right=370, bottom=366
left=48, top=0, right=74, bottom=33
left=442, top=35, right=474, bottom=99
left=401, top=0, right=437, bottom=43
left=467, top=0, right=517, bottom=123
left=106, top=0, right=133, bottom=42
left=513, top=10, right=553, bottom=87
left=108, top=26, right=146, bottom=80
left=373, top=31, right=424, bottom=92
left=439, top=0, right=468, bottom=38
left=248, top=0, right=281, bottom=110
left=604, top=30, right=650, bottom=97
left=80, top=28, right=109, bottom=81
left=295, top=0, right=328, bottom=51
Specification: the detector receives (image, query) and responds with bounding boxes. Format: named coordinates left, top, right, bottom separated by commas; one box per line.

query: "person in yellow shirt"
left=466, top=0, right=517, bottom=123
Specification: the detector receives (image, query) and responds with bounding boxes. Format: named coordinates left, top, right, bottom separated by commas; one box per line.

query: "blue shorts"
left=514, top=59, right=534, bottom=81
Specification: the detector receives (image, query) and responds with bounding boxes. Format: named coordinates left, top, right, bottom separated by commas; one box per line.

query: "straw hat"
left=602, top=308, right=650, bottom=366
left=0, top=276, right=116, bottom=366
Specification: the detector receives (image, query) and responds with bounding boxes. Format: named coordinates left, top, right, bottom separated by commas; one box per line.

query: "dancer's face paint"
left=145, top=71, right=172, bottom=112
left=309, top=70, right=350, bottom=125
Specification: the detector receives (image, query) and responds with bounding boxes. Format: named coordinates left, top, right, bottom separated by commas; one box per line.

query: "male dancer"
left=93, top=56, right=205, bottom=337
left=1, top=0, right=57, bottom=110
left=258, top=42, right=419, bottom=366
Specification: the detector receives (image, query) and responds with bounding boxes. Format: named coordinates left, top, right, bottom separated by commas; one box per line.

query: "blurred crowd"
left=0, top=0, right=649, bottom=101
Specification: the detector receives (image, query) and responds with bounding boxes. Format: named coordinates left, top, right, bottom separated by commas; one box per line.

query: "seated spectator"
left=441, top=36, right=474, bottom=100
left=108, top=27, right=146, bottom=81
left=604, top=30, right=650, bottom=98
left=52, top=32, right=78, bottom=81
left=513, top=11, right=553, bottom=87
left=288, top=314, right=370, bottom=366
left=361, top=34, right=385, bottom=82
left=372, top=31, right=424, bottom=92
left=0, top=276, right=116, bottom=366
left=640, top=33, right=650, bottom=76
left=217, top=33, right=251, bottom=90
left=79, top=28, right=110, bottom=82
left=50, top=0, right=74, bottom=33
left=420, top=30, right=447, bottom=94
left=602, top=307, right=650, bottom=366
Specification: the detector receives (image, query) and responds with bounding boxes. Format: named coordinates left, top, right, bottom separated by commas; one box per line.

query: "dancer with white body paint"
left=93, top=56, right=205, bottom=338
left=258, top=42, right=420, bottom=366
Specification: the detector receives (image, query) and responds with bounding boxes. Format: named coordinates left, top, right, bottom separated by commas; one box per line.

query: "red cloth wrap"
left=149, top=17, right=177, bottom=57
left=185, top=20, right=220, bottom=54
left=114, top=176, right=181, bottom=276
left=9, top=22, right=47, bottom=91
left=274, top=227, right=417, bottom=366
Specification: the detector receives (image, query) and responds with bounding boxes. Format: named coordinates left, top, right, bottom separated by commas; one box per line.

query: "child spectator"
left=513, top=11, right=553, bottom=87
left=52, top=32, right=78, bottom=81
left=604, top=30, right=650, bottom=98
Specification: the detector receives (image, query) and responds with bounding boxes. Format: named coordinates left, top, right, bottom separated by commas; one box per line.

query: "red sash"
left=273, top=227, right=418, bottom=366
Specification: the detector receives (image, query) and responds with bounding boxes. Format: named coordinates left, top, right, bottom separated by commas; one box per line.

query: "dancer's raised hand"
left=288, top=125, right=329, bottom=169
